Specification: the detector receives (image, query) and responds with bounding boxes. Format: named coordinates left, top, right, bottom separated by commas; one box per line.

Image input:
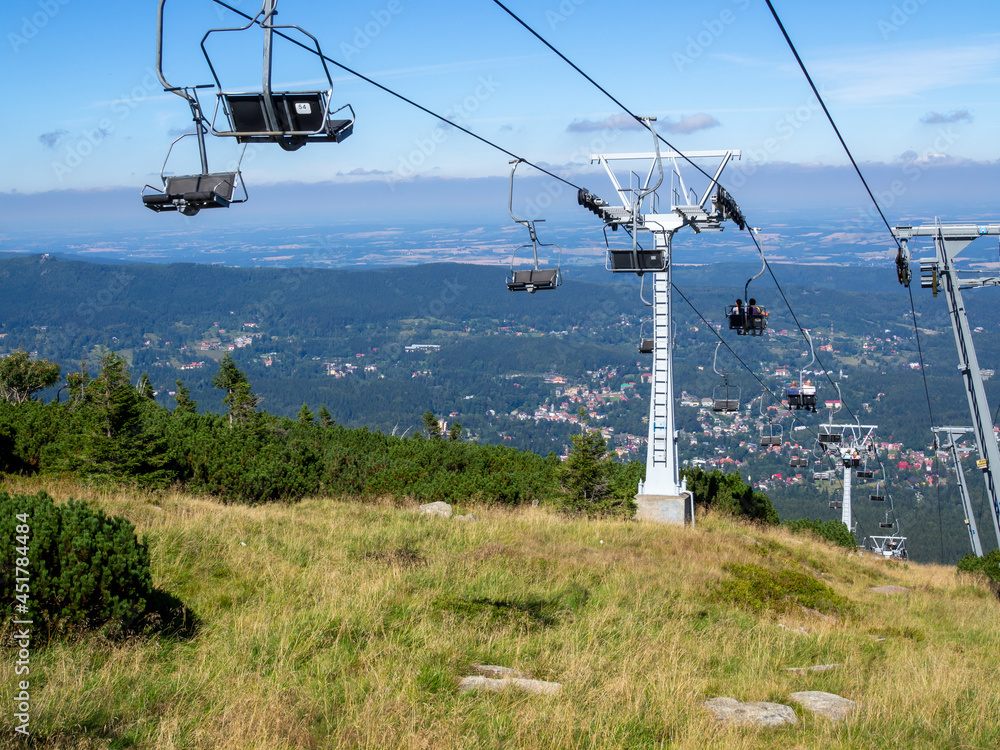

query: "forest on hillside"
left=3, top=254, right=1000, bottom=563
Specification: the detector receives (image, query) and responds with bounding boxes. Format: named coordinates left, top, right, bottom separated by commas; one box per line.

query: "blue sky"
left=1, top=0, right=998, bottom=232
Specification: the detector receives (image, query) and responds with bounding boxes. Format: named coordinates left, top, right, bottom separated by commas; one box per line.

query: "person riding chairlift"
left=800, top=379, right=817, bottom=412
left=730, top=298, right=746, bottom=330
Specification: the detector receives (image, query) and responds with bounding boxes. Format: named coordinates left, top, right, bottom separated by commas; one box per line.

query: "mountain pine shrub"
left=1, top=491, right=153, bottom=636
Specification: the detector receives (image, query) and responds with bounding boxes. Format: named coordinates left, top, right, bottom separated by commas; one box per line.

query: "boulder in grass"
left=703, top=697, right=797, bottom=727
left=418, top=501, right=453, bottom=518
left=789, top=691, right=856, bottom=721
left=458, top=676, right=561, bottom=696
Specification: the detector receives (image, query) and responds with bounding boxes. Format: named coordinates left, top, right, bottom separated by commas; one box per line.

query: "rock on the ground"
left=454, top=513, right=477, bottom=522
left=702, top=697, right=797, bottom=727
left=470, top=664, right=530, bottom=679
left=458, top=675, right=561, bottom=696
left=785, top=663, right=841, bottom=674
left=870, top=585, right=911, bottom=594
left=789, top=691, right=856, bottom=721
left=418, top=501, right=453, bottom=518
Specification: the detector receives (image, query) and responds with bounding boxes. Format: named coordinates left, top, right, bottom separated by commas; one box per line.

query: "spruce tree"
left=137, top=373, right=154, bottom=401
left=69, top=350, right=172, bottom=485
left=422, top=410, right=442, bottom=439
left=212, top=353, right=260, bottom=427
left=296, top=402, right=314, bottom=424
left=173, top=380, right=197, bottom=415
left=317, top=405, right=333, bottom=427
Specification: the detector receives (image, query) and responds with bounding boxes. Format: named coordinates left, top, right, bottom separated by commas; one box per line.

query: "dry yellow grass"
left=1, top=476, right=998, bottom=749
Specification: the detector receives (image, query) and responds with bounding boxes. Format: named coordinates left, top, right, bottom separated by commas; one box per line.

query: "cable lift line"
left=504, top=159, right=562, bottom=293
left=895, top=223, right=1000, bottom=555
left=200, top=0, right=354, bottom=150
left=143, top=0, right=248, bottom=216
left=491, top=0, right=866, bottom=428
left=192, top=0, right=852, bottom=447
left=202, top=0, right=585, bottom=192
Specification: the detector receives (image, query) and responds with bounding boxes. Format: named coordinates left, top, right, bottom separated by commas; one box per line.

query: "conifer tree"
left=173, top=380, right=197, bottom=415
left=67, top=350, right=172, bottom=485
left=297, top=402, right=314, bottom=424
left=137, top=373, right=154, bottom=401
left=212, top=353, right=260, bottom=427
left=422, top=410, right=442, bottom=439
left=560, top=410, right=610, bottom=511
left=317, top=405, right=333, bottom=427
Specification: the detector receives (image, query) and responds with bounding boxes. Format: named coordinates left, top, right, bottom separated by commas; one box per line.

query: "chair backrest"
left=225, top=92, right=328, bottom=134
left=165, top=173, right=236, bottom=201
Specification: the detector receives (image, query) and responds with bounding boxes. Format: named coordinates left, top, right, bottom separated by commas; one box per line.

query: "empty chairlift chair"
left=869, top=481, right=886, bottom=502
left=141, top=117, right=247, bottom=216
left=760, top=423, right=782, bottom=448
left=638, top=319, right=654, bottom=354
left=711, top=343, right=740, bottom=412
left=713, top=378, right=740, bottom=413
left=143, top=4, right=248, bottom=216
left=505, top=160, right=562, bottom=293
left=201, top=0, right=355, bottom=152
left=818, top=427, right=842, bottom=450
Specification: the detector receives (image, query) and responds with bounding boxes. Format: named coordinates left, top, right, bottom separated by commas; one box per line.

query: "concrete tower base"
left=635, top=494, right=693, bottom=525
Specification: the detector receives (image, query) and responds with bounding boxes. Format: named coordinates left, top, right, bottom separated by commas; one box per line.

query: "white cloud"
left=659, top=113, right=721, bottom=134
left=817, top=44, right=1000, bottom=103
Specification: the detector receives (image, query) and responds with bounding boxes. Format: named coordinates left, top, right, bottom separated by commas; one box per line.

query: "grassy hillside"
left=1, top=478, right=998, bottom=749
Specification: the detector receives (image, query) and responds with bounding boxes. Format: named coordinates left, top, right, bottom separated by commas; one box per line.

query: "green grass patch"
left=713, top=561, right=854, bottom=617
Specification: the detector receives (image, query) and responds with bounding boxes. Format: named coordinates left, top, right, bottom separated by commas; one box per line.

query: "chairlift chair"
left=142, top=118, right=248, bottom=216
left=580, top=119, right=668, bottom=274
left=712, top=380, right=740, bottom=413
left=505, top=160, right=562, bottom=293
left=856, top=462, right=875, bottom=479
left=869, top=481, right=886, bottom=502
left=760, top=423, right=782, bottom=447
left=638, top=318, right=654, bottom=354
left=201, top=0, right=354, bottom=151
left=728, top=245, right=768, bottom=336
left=818, top=426, right=843, bottom=447
left=144, top=4, right=249, bottom=216
left=787, top=331, right=818, bottom=410
left=711, top=342, right=740, bottom=412
left=829, top=501, right=843, bottom=509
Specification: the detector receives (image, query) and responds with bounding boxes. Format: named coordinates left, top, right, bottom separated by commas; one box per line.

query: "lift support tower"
left=895, top=223, right=1000, bottom=553
left=932, top=426, right=984, bottom=556
left=578, top=120, right=742, bottom=524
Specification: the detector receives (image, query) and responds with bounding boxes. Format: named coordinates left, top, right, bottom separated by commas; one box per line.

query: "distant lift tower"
left=578, top=119, right=743, bottom=524
left=932, top=426, right=984, bottom=557
left=819, top=420, right=877, bottom=533
left=894, top=223, right=1000, bottom=553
